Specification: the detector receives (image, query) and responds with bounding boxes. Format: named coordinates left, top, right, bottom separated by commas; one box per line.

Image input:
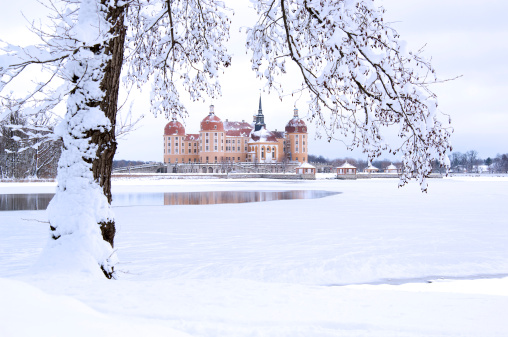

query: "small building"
left=336, top=162, right=357, bottom=175
left=364, top=164, right=379, bottom=173
left=296, top=162, right=316, bottom=175
left=384, top=163, right=398, bottom=173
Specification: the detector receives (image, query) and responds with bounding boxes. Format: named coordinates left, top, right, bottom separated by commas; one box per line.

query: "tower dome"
left=200, top=105, right=224, bottom=132
left=285, top=108, right=307, bottom=133
left=164, top=114, right=185, bottom=135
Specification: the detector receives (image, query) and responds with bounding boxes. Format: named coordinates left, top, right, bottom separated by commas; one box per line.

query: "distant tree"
left=465, top=150, right=479, bottom=172
left=308, top=154, right=328, bottom=164
left=485, top=157, right=493, bottom=166
left=498, top=154, right=508, bottom=173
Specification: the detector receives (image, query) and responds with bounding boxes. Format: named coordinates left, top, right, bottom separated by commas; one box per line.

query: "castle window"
left=168, top=158, right=170, bottom=163
left=206, top=133, right=209, bottom=137
left=188, top=149, right=191, bottom=154
left=215, top=133, right=217, bottom=137
left=206, top=146, right=209, bottom=151
left=175, top=137, right=178, bottom=140
left=238, top=157, right=240, bottom=161
left=214, top=125, right=217, bottom=129
left=206, top=156, right=209, bottom=163
left=215, top=156, right=217, bottom=163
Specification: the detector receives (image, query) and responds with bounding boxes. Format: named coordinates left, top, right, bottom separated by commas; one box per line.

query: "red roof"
left=272, top=131, right=285, bottom=139
left=224, top=121, right=253, bottom=137
left=250, top=128, right=278, bottom=142
left=184, top=134, right=199, bottom=141
left=164, top=120, right=185, bottom=136
left=285, top=118, right=307, bottom=133
left=200, top=114, right=224, bottom=132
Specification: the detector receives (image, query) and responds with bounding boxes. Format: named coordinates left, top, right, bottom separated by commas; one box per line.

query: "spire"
left=293, top=107, right=299, bottom=118
left=254, top=93, right=266, bottom=131
left=172, top=112, right=177, bottom=121
left=209, top=104, right=215, bottom=115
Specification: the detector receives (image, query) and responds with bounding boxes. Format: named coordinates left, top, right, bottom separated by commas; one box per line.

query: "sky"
left=1, top=0, right=507, bottom=162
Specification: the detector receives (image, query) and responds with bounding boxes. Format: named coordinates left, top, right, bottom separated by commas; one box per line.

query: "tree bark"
left=91, top=2, right=127, bottom=248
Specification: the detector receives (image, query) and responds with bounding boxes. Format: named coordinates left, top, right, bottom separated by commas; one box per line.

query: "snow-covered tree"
left=1, top=0, right=127, bottom=277
left=246, top=0, right=452, bottom=189
left=0, top=0, right=452, bottom=277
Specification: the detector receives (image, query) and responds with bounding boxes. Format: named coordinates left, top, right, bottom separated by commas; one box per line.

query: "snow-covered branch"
left=246, top=0, right=452, bottom=190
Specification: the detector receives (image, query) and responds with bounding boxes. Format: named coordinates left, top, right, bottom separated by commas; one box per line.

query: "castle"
left=163, top=97, right=308, bottom=172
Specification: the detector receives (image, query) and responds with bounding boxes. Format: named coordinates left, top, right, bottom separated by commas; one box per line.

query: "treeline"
left=449, top=151, right=508, bottom=173
left=308, top=154, right=401, bottom=171
left=309, top=151, right=508, bottom=174
left=112, top=160, right=150, bottom=169
left=0, top=111, right=61, bottom=179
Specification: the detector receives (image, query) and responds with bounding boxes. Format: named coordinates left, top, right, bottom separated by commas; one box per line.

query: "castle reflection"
left=1, top=190, right=340, bottom=211
left=162, top=190, right=339, bottom=205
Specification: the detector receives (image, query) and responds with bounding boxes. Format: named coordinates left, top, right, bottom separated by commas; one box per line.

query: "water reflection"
left=161, top=190, right=339, bottom=206
left=1, top=190, right=340, bottom=211
left=0, top=193, right=54, bottom=211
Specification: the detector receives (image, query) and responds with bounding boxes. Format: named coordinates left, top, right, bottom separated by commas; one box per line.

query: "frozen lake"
left=1, top=176, right=507, bottom=336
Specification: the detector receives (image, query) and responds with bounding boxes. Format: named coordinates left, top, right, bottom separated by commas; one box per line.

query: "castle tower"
left=285, top=107, right=308, bottom=163
left=254, top=95, right=266, bottom=131
left=199, top=104, right=225, bottom=164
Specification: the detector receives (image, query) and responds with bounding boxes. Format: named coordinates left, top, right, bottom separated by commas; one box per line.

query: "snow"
left=337, top=162, right=357, bottom=169
left=298, top=161, right=315, bottom=168
left=1, top=177, right=508, bottom=336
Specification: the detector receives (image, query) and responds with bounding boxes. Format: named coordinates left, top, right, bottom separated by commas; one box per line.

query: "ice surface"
left=0, top=177, right=507, bottom=336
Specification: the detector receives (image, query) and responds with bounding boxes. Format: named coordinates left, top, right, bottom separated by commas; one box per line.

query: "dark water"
left=0, top=190, right=340, bottom=211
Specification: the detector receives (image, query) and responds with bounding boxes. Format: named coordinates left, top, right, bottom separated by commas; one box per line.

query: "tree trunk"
left=91, top=2, right=127, bottom=248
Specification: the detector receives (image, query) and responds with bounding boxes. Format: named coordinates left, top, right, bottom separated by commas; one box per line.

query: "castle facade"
left=163, top=98, right=308, bottom=167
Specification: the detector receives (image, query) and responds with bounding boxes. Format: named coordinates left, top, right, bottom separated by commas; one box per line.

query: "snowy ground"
left=1, top=176, right=507, bottom=336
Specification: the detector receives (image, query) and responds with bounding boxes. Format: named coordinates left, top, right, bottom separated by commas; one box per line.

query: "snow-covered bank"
left=1, top=177, right=507, bottom=336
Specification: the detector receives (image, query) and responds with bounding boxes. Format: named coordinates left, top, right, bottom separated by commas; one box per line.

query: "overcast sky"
left=1, top=0, right=507, bottom=162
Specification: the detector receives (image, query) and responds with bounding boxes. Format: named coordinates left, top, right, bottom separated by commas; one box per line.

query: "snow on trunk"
left=41, top=0, right=117, bottom=278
